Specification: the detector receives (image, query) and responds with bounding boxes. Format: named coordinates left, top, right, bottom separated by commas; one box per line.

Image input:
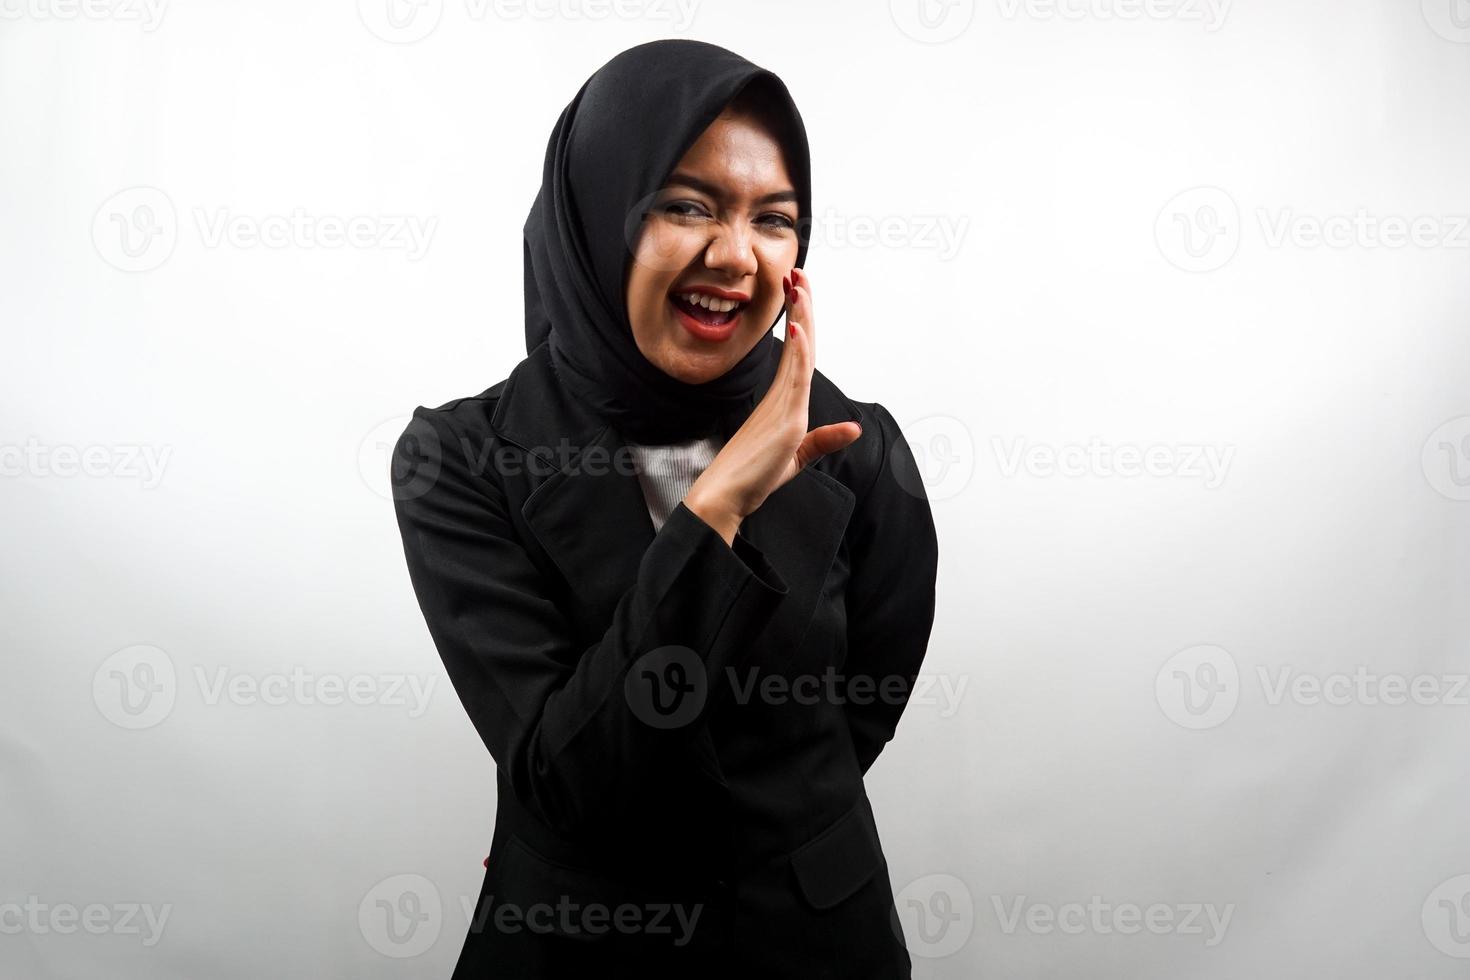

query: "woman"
left=391, top=39, right=939, bottom=979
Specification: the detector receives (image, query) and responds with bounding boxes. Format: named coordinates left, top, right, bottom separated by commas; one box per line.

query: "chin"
left=662, top=351, right=737, bottom=385
left=671, top=331, right=763, bottom=381
left=632, top=316, right=765, bottom=384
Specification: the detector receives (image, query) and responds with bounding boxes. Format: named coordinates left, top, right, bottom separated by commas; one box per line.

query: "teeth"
left=679, top=292, right=743, bottom=313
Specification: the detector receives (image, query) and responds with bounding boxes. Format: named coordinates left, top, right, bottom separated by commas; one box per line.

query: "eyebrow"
left=663, top=171, right=798, bottom=207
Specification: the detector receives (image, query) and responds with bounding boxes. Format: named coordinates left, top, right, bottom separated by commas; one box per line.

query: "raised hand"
left=685, top=268, right=864, bottom=545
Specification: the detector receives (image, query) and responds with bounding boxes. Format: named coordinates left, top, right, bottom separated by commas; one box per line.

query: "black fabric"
left=522, top=38, right=813, bottom=444
left=391, top=339, right=939, bottom=977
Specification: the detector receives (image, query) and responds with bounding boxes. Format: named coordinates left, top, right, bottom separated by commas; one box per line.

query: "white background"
left=3, top=0, right=1470, bottom=976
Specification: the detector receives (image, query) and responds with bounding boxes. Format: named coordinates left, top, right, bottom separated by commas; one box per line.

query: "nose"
left=702, top=221, right=758, bottom=279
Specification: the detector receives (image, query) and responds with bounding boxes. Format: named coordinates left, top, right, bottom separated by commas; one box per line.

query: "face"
left=625, top=110, right=800, bottom=385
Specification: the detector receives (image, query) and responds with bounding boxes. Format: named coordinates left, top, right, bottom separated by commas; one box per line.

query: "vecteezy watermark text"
left=0, top=897, right=171, bottom=947
left=0, top=0, right=168, bottom=29
left=93, top=187, right=437, bottom=272
left=358, top=0, right=699, bottom=44
left=1156, top=186, right=1470, bottom=272
left=991, top=894, right=1234, bottom=946
left=994, top=0, right=1229, bottom=31
left=991, top=436, right=1235, bottom=488
left=93, top=645, right=439, bottom=730
left=463, top=894, right=703, bottom=943
left=1156, top=644, right=1470, bottom=730
left=0, top=439, right=172, bottom=488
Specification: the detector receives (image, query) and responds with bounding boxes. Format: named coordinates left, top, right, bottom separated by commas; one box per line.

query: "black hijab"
left=523, top=39, right=812, bottom=445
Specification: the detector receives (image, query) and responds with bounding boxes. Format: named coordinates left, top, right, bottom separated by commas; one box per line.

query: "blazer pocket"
left=788, top=796, right=885, bottom=911
left=497, top=834, right=629, bottom=942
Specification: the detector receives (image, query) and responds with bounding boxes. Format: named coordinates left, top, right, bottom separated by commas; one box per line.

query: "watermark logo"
left=1155, top=186, right=1240, bottom=273
left=890, top=0, right=975, bottom=42
left=365, top=414, right=443, bottom=502
left=1422, top=415, right=1470, bottom=502
left=1155, top=644, right=1239, bottom=730
left=1422, top=0, right=1470, bottom=43
left=93, top=644, right=177, bottom=730
left=623, top=190, right=689, bottom=276
left=92, top=186, right=178, bottom=273
left=358, top=0, right=444, bottom=42
left=360, top=874, right=443, bottom=957
left=893, top=873, right=975, bottom=958
left=625, top=645, right=707, bottom=729
left=896, top=414, right=975, bottom=503
left=1423, top=874, right=1470, bottom=957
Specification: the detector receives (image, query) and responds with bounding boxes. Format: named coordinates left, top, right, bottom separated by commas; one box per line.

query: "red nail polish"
left=782, top=274, right=791, bottom=295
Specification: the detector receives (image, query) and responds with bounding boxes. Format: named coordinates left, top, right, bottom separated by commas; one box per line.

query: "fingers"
left=779, top=267, right=814, bottom=387
left=788, top=268, right=814, bottom=361
left=794, top=421, right=863, bottom=470
left=776, top=320, right=810, bottom=399
left=766, top=267, right=815, bottom=421
left=776, top=312, right=801, bottom=380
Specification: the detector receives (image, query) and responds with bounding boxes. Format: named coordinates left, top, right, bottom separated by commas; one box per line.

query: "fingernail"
left=782, top=274, right=791, bottom=296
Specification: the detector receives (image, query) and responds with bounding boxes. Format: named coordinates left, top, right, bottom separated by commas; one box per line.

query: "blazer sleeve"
left=842, top=401, right=940, bottom=776
left=391, top=406, right=790, bottom=838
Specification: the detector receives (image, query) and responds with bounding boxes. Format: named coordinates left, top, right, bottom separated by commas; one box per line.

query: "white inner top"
left=624, top=434, right=726, bottom=532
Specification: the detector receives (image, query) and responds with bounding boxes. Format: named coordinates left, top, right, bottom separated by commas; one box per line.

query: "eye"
left=661, top=200, right=711, bottom=220
left=758, top=212, right=797, bottom=231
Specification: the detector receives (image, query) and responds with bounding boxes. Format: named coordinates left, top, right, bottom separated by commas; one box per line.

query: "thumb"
left=795, top=422, right=864, bottom=470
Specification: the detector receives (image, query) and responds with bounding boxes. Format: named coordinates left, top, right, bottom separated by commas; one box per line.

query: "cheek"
left=752, top=236, right=799, bottom=273
left=632, top=218, right=699, bottom=278
left=751, top=240, right=798, bottom=311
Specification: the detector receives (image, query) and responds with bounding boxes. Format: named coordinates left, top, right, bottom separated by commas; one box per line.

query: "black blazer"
left=392, top=340, right=939, bottom=979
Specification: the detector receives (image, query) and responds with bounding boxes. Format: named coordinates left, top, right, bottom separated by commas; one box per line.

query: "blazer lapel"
left=522, top=422, right=658, bottom=631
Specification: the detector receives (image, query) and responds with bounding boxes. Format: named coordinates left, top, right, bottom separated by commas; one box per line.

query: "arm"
left=391, top=407, right=789, bottom=837
left=842, top=401, right=939, bottom=775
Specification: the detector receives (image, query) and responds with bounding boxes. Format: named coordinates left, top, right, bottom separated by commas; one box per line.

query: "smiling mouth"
left=669, top=291, right=748, bottom=326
